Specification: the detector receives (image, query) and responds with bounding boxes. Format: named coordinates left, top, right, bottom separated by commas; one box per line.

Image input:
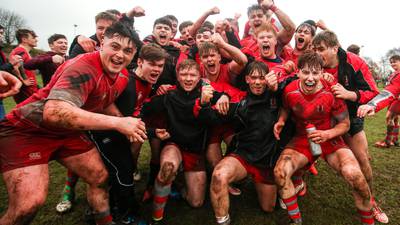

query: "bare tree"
left=364, top=56, right=382, bottom=82
left=0, top=8, right=27, bottom=44
left=385, top=47, right=400, bottom=58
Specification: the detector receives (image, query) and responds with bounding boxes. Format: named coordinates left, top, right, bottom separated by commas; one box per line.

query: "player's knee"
left=260, top=203, right=275, bottom=213
left=273, top=166, right=287, bottom=187
left=211, top=169, right=229, bottom=193
left=89, top=167, right=109, bottom=187
left=188, top=198, right=204, bottom=208
left=15, top=197, right=44, bottom=221
left=359, top=164, right=372, bottom=182
left=342, top=165, right=364, bottom=187
left=159, top=161, right=176, bottom=183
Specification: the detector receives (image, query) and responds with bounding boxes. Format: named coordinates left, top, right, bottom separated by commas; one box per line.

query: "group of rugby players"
left=0, top=0, right=396, bottom=224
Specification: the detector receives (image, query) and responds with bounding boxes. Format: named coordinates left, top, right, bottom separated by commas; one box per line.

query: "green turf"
left=0, top=93, right=399, bottom=225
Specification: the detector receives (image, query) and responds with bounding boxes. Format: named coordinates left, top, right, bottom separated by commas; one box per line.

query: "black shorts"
left=89, top=130, right=134, bottom=186
left=348, top=117, right=364, bottom=136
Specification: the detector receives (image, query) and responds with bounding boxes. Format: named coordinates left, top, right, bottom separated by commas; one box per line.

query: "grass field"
left=0, top=92, right=399, bottom=225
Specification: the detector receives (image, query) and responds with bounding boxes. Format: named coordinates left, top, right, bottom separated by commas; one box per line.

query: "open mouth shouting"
left=148, top=72, right=160, bottom=84
left=261, top=43, right=272, bottom=57
left=187, top=37, right=195, bottom=45
left=109, top=56, right=124, bottom=71
left=206, top=62, right=217, bottom=75
left=158, top=33, right=169, bottom=45
left=182, top=81, right=195, bottom=91
left=296, top=37, right=307, bottom=50
left=302, top=80, right=317, bottom=93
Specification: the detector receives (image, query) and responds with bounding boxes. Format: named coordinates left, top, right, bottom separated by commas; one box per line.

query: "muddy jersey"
left=6, top=51, right=128, bottom=133
left=283, top=80, right=348, bottom=137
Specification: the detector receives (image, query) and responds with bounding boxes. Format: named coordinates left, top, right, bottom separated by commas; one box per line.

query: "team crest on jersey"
left=317, top=105, right=324, bottom=113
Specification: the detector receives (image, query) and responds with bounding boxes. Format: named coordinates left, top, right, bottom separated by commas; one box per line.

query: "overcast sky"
left=1, top=0, right=398, bottom=61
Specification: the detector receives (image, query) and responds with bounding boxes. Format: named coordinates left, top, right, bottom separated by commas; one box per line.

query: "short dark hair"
left=390, top=55, right=400, bottom=63
left=347, top=44, right=360, bottom=55
left=104, top=22, right=137, bottom=48
left=178, top=21, right=193, bottom=33
left=95, top=11, right=117, bottom=23
left=48, top=34, right=67, bottom=45
left=245, top=61, right=269, bottom=77
left=177, top=59, right=199, bottom=73
left=106, top=9, right=121, bottom=16
left=296, top=21, right=316, bottom=37
left=139, top=43, right=168, bottom=61
left=297, top=50, right=324, bottom=70
left=153, top=17, right=172, bottom=29
left=202, top=21, right=214, bottom=31
left=247, top=4, right=264, bottom=17
left=0, top=24, right=4, bottom=30
left=198, top=42, right=219, bottom=57
left=196, top=26, right=213, bottom=35
left=165, top=15, right=178, bottom=23
left=312, top=30, right=340, bottom=48
left=16, top=29, right=37, bottom=44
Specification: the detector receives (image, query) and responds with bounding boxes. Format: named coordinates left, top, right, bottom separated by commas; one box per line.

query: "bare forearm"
left=220, top=42, right=247, bottom=67
left=190, top=7, right=219, bottom=37
left=278, top=107, right=288, bottom=123
left=328, top=120, right=350, bottom=139
left=43, top=100, right=120, bottom=131
left=273, top=7, right=295, bottom=45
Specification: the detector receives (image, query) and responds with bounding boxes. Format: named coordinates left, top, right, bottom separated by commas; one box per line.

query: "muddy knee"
left=211, top=168, right=229, bottom=194
left=13, top=196, right=45, bottom=224
left=273, top=166, right=288, bottom=188
left=159, top=161, right=176, bottom=183
left=88, top=167, right=108, bottom=187
left=342, top=166, right=370, bottom=199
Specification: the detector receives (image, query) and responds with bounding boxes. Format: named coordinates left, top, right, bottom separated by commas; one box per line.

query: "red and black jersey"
left=331, top=48, right=379, bottom=117
left=10, top=46, right=39, bottom=103
left=385, top=71, right=400, bottom=96
left=255, top=55, right=284, bottom=70
left=200, top=64, right=246, bottom=102
left=141, top=81, right=225, bottom=154
left=198, top=87, right=294, bottom=168
left=69, top=34, right=101, bottom=59
left=283, top=79, right=348, bottom=137
left=24, top=51, right=67, bottom=86
left=114, top=71, right=153, bottom=117
left=369, top=71, right=400, bottom=112
left=6, top=51, right=129, bottom=134
left=143, top=35, right=180, bottom=94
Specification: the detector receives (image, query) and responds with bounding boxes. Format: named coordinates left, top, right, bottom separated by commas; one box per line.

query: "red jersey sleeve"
left=331, top=97, right=349, bottom=122
left=47, top=64, right=98, bottom=108
left=385, top=73, right=400, bottom=97
left=281, top=81, right=294, bottom=110
left=348, top=54, right=379, bottom=104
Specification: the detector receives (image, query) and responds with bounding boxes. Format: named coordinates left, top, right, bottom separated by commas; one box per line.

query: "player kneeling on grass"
left=200, top=61, right=295, bottom=225
left=273, top=52, right=374, bottom=225
left=140, top=59, right=230, bottom=225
